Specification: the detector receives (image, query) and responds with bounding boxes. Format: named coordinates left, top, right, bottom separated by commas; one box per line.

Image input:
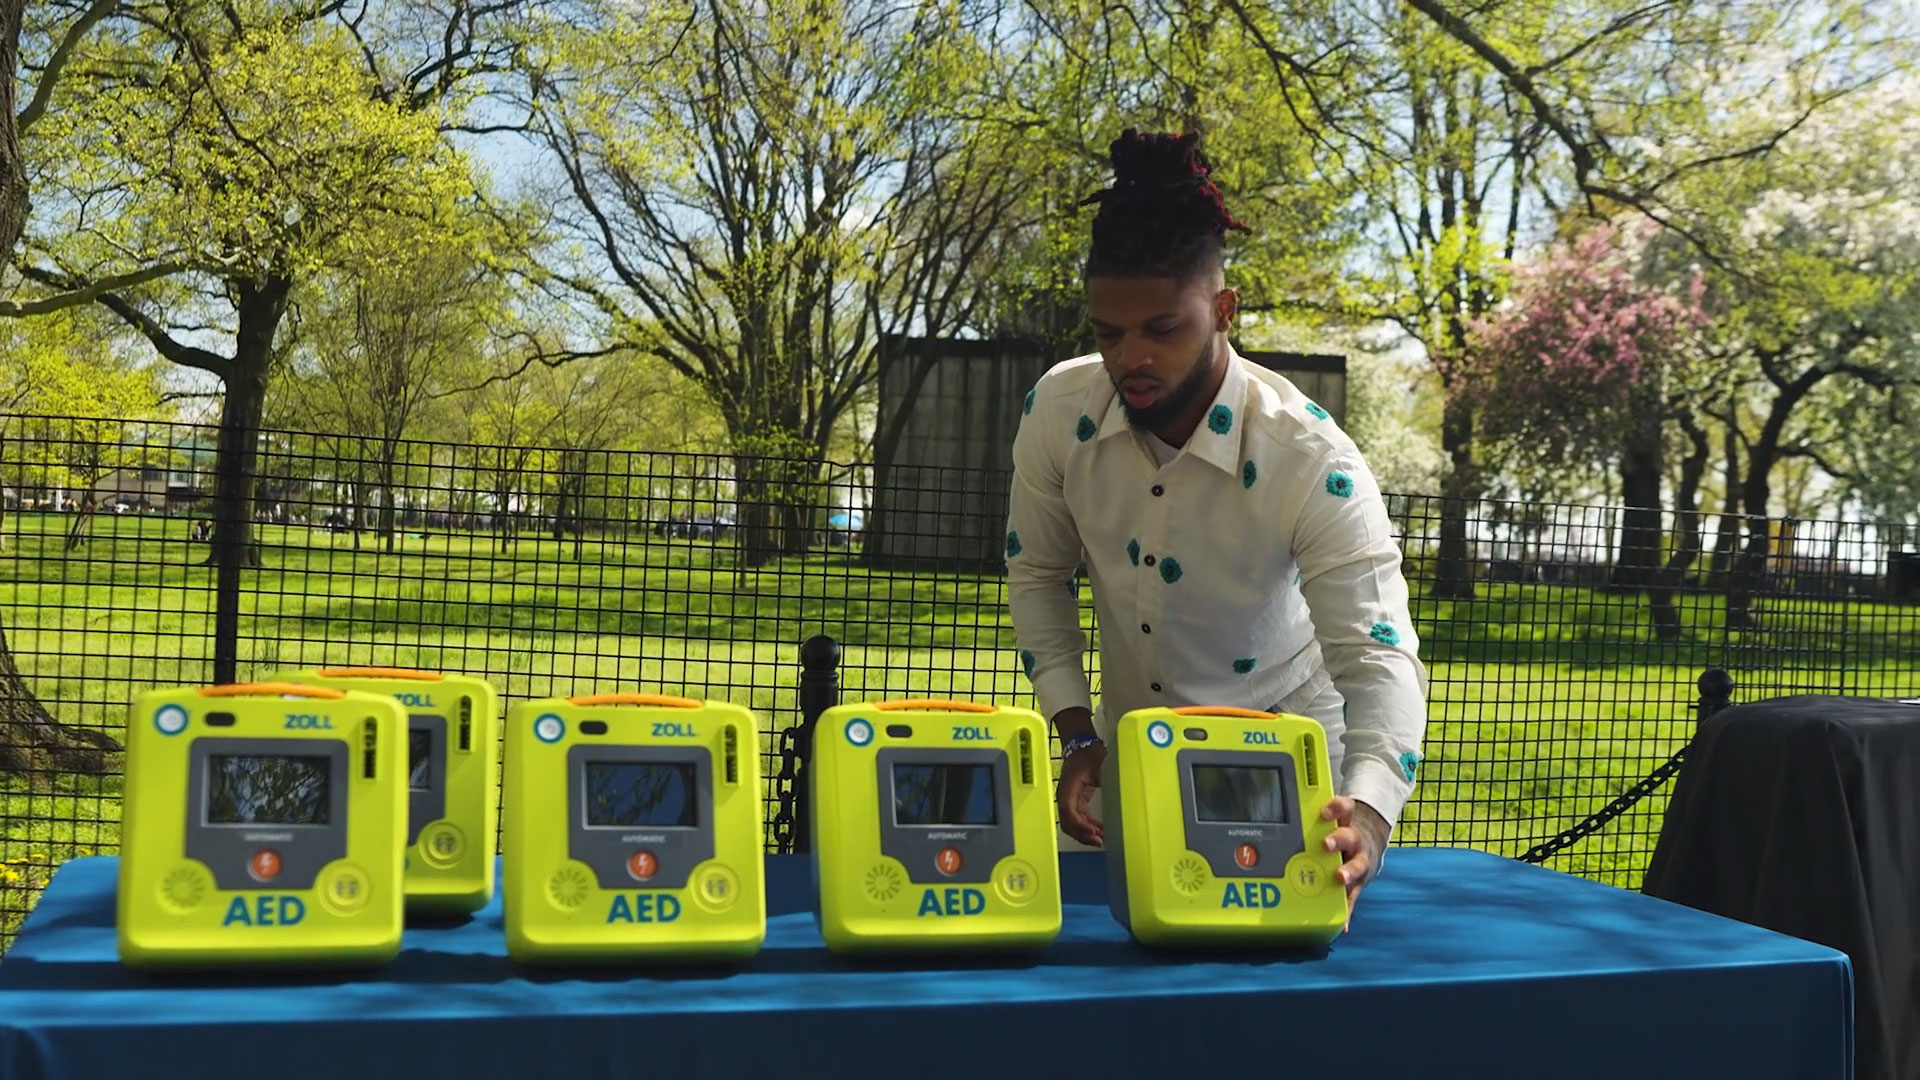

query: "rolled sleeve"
left=1005, top=391, right=1093, bottom=724
left=1289, top=448, right=1430, bottom=832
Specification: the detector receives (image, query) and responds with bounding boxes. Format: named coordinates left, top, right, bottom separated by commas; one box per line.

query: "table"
left=1645, top=694, right=1920, bottom=1080
left=2, top=849, right=1851, bottom=1080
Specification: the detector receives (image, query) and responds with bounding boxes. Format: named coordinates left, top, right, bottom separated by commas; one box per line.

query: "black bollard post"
left=793, top=635, right=841, bottom=854
left=1696, top=669, right=1735, bottom=726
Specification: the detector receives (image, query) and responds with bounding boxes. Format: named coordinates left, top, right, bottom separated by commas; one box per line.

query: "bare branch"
left=18, top=0, right=119, bottom=131
left=0, top=261, right=187, bottom=315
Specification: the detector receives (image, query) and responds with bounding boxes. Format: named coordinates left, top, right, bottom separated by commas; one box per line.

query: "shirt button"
left=1141, top=623, right=1151, bottom=634
left=1143, top=555, right=1156, bottom=567
left=1151, top=682, right=1163, bottom=692
left=1151, top=484, right=1164, bottom=496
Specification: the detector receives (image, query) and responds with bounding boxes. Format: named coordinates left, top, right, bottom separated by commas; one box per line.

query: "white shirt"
left=1004, top=346, right=1431, bottom=829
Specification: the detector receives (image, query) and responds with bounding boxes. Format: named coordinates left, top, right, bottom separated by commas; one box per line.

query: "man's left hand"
left=1319, top=794, right=1389, bottom=933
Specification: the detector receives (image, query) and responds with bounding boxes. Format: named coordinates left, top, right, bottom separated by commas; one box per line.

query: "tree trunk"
left=63, top=497, right=97, bottom=551
left=732, top=453, right=779, bottom=569
left=1709, top=421, right=1741, bottom=583
left=1726, top=458, right=1776, bottom=632
left=0, top=0, right=28, bottom=263
left=1611, top=412, right=1664, bottom=592
left=0, top=622, right=121, bottom=779
left=1648, top=413, right=1710, bottom=642
left=379, top=447, right=398, bottom=555
left=1433, top=389, right=1478, bottom=599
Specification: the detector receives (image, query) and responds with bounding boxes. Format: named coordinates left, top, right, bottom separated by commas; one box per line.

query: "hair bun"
left=1108, top=128, right=1210, bottom=189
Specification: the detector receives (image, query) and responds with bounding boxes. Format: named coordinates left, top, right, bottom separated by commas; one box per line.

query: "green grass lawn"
left=4, top=510, right=1916, bottom=950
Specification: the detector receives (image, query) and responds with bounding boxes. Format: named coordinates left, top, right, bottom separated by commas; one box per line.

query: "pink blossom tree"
left=1465, top=220, right=1712, bottom=638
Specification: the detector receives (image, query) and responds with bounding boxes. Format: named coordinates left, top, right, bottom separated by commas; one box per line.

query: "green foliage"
left=25, top=0, right=474, bottom=286
left=0, top=308, right=169, bottom=500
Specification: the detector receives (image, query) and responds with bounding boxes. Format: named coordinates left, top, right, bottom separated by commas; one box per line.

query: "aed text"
left=222, top=895, right=307, bottom=926
left=950, top=726, right=993, bottom=741
left=1241, top=731, right=1282, bottom=746
left=1220, top=882, right=1284, bottom=908
left=917, top=887, right=987, bottom=916
left=285, top=715, right=334, bottom=730
left=606, top=893, right=683, bottom=923
left=652, top=722, right=696, bottom=738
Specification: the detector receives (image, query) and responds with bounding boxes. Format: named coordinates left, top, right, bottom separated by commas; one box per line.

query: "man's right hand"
left=1053, top=707, right=1105, bottom=847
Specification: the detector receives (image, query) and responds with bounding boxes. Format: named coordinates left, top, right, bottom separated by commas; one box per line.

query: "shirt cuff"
left=1343, top=755, right=1413, bottom=837
left=1029, top=663, right=1093, bottom=727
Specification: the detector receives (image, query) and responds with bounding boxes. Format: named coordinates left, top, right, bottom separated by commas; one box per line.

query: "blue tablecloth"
left=0, top=849, right=1852, bottom=1080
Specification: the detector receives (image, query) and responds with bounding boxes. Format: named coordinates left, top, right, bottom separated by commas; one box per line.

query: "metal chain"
left=1518, top=743, right=1690, bottom=864
left=768, top=724, right=799, bottom=854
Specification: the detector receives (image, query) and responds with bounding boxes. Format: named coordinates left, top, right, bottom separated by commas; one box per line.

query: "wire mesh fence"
left=3, top=414, right=1917, bottom=952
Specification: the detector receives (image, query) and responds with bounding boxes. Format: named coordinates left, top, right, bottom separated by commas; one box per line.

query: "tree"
left=1212, top=0, right=1905, bottom=598
left=0, top=306, right=161, bottom=775
left=20, top=1, right=490, bottom=566
left=1463, top=219, right=1710, bottom=637
left=1655, top=65, right=1920, bottom=626
left=521, top=0, right=1039, bottom=566
left=275, top=222, right=507, bottom=552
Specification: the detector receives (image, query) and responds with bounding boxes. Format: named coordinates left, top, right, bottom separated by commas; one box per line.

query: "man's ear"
left=1215, top=288, right=1239, bottom=333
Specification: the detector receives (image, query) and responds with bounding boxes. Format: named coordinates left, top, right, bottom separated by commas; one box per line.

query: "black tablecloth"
left=1644, top=694, right=1920, bottom=1080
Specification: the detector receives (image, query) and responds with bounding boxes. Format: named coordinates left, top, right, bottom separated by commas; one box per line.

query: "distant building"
left=862, top=335, right=1347, bottom=572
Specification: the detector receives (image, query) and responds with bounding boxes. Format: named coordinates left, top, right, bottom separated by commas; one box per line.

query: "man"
left=1003, top=129, right=1429, bottom=926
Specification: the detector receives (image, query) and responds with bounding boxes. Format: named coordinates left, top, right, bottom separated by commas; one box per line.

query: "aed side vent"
left=723, top=725, right=739, bottom=784
left=458, top=696, right=472, bottom=751
left=363, top=718, right=378, bottom=779
left=1018, top=729, right=1034, bottom=785
left=1301, top=735, right=1319, bottom=789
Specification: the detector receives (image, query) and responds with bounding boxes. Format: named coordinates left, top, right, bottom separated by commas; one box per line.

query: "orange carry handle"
left=567, top=693, right=702, bottom=709
left=1172, top=706, right=1277, bottom=719
left=873, top=699, right=995, bottom=714
left=198, top=682, right=347, bottom=700
left=316, top=666, right=443, bottom=681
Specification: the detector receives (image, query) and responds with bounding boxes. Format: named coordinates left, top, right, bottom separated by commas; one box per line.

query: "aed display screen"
left=1191, top=764, right=1290, bottom=824
left=892, top=763, right=996, bottom=826
left=205, top=755, right=332, bottom=826
left=408, top=729, right=432, bottom=791
left=584, top=761, right=698, bottom=828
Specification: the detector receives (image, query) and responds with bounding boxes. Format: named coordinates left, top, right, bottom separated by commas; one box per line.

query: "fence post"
left=1696, top=669, right=1734, bottom=725
left=792, top=634, right=840, bottom=854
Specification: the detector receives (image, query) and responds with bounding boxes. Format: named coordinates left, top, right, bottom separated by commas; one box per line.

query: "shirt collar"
left=1093, top=343, right=1252, bottom=477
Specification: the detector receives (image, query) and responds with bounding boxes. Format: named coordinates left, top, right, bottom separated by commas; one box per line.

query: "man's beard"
left=1117, top=338, right=1217, bottom=431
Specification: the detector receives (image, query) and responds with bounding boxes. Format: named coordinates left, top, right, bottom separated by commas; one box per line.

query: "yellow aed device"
left=116, top=682, right=409, bottom=969
left=808, top=698, right=1061, bottom=955
left=500, top=692, right=765, bottom=964
left=277, top=666, right=499, bottom=915
left=1103, top=705, right=1347, bottom=948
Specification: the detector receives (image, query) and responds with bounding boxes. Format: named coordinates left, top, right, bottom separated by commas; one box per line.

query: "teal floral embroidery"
left=1021, top=650, right=1036, bottom=676
left=1159, top=557, right=1183, bottom=584
left=1005, top=531, right=1021, bottom=558
left=1369, top=621, right=1399, bottom=647
left=1294, top=568, right=1303, bottom=586
left=1075, top=415, right=1096, bottom=441
left=1127, top=538, right=1140, bottom=565
left=1398, top=751, right=1422, bottom=782
left=1305, top=402, right=1330, bottom=420
left=1326, top=471, right=1355, bottom=498
left=1023, top=389, right=1035, bottom=415
left=1241, top=460, right=1257, bottom=488
left=1207, top=404, right=1233, bottom=435
left=1232, top=658, right=1257, bottom=674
